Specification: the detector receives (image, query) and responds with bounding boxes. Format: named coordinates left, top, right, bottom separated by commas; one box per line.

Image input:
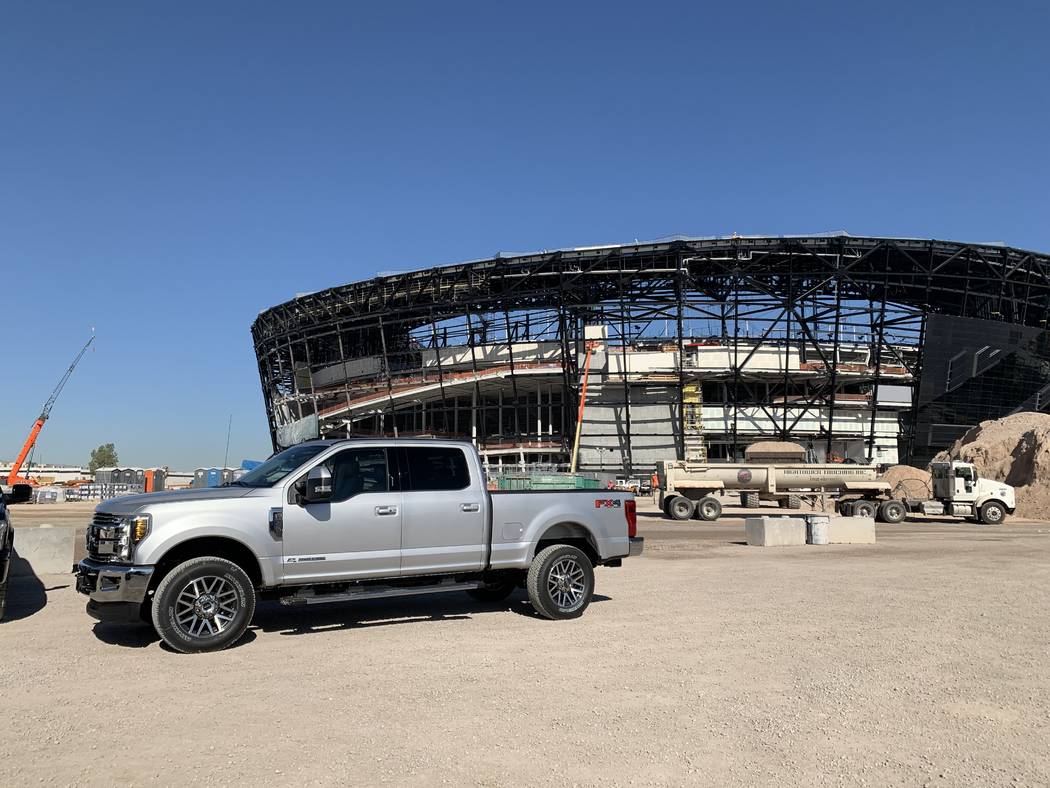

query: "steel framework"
left=252, top=235, right=1050, bottom=467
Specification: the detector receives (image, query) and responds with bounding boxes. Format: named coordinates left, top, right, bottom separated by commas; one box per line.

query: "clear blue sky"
left=2, top=1, right=1048, bottom=470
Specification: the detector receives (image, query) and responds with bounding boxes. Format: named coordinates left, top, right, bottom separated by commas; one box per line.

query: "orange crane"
left=7, top=336, right=94, bottom=485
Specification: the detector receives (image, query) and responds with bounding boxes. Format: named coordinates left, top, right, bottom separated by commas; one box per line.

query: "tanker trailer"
left=655, top=460, right=895, bottom=522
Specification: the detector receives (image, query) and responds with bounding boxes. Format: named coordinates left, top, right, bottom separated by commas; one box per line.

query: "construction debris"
left=932, top=411, right=1050, bottom=520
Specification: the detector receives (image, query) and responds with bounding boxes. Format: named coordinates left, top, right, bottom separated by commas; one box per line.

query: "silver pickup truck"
left=75, top=439, right=643, bottom=652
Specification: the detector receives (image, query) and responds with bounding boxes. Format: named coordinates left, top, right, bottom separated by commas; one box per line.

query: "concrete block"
left=745, top=516, right=806, bottom=547
left=11, top=526, right=75, bottom=576
left=826, top=516, right=876, bottom=544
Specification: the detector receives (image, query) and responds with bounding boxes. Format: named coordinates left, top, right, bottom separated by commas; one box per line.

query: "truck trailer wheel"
left=979, top=500, right=1006, bottom=525
left=878, top=500, right=907, bottom=524
left=151, top=556, right=256, bottom=654
left=527, top=544, right=595, bottom=620
left=667, top=496, right=695, bottom=521
left=741, top=492, right=760, bottom=509
left=852, top=500, right=877, bottom=519
left=694, top=496, right=722, bottom=521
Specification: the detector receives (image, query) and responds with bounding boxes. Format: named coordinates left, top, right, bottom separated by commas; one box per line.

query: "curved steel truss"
left=252, top=235, right=1050, bottom=468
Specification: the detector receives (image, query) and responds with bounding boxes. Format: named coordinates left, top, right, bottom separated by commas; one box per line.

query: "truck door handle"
left=375, top=505, right=398, bottom=516
left=461, top=503, right=480, bottom=513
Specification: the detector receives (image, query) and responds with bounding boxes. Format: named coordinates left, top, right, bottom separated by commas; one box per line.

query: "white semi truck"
left=656, top=458, right=1015, bottom=525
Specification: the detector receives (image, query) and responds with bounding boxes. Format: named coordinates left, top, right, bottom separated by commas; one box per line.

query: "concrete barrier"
left=826, top=516, right=876, bottom=544
left=11, top=526, right=75, bottom=576
left=745, top=516, right=806, bottom=546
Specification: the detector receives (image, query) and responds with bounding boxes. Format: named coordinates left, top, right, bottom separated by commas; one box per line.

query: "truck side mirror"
left=303, top=465, right=333, bottom=504
left=3, top=483, right=32, bottom=504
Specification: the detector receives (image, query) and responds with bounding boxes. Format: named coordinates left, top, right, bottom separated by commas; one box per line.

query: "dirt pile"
left=932, top=411, right=1050, bottom=520
left=880, top=465, right=932, bottom=501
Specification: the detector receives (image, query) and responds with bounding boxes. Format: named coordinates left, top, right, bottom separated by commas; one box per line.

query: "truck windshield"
left=231, top=444, right=328, bottom=488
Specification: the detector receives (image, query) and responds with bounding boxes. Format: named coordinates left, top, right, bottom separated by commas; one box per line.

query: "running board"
left=279, top=579, right=482, bottom=606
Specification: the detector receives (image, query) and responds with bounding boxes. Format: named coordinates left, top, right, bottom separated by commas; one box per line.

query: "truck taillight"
left=625, top=499, right=637, bottom=538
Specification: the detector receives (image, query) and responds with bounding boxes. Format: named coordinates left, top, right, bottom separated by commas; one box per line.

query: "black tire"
left=659, top=495, right=676, bottom=521
left=0, top=534, right=10, bottom=621
left=741, top=492, right=760, bottom=509
left=852, top=500, right=877, bottom=519
left=151, top=556, right=256, bottom=654
left=667, top=496, right=695, bottom=521
left=979, top=500, right=1006, bottom=525
left=527, top=544, right=595, bottom=620
left=785, top=494, right=802, bottom=510
left=694, top=496, right=722, bottom=521
left=467, top=581, right=517, bottom=603
left=838, top=500, right=855, bottom=517
left=878, top=500, right=907, bottom=524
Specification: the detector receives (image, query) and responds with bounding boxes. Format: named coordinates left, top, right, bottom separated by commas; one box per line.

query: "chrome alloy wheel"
left=547, top=557, right=586, bottom=611
left=175, top=576, right=239, bottom=638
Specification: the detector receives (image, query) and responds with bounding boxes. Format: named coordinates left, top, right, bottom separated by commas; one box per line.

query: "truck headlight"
left=130, top=514, right=151, bottom=543
left=117, top=514, right=151, bottom=560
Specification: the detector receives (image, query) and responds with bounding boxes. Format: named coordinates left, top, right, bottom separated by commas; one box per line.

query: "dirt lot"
left=2, top=501, right=1049, bottom=786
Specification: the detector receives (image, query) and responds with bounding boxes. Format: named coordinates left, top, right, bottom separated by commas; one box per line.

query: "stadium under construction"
left=252, top=235, right=1050, bottom=474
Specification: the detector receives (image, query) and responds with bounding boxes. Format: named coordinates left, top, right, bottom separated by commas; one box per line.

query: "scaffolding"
left=681, top=381, right=707, bottom=462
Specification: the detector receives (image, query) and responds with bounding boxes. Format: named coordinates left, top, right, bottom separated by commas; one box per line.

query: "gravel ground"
left=2, top=501, right=1049, bottom=786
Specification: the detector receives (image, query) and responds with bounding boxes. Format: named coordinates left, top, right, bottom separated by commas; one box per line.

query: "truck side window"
left=324, top=448, right=389, bottom=502
left=404, top=447, right=470, bottom=491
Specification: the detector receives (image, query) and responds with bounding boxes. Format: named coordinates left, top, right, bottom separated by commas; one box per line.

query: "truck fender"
left=136, top=523, right=276, bottom=586
left=528, top=519, right=600, bottom=562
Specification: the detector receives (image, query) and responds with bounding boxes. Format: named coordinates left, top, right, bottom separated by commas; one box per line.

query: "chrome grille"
left=87, top=512, right=126, bottom=559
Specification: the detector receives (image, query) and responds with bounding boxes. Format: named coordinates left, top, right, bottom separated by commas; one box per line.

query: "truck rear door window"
left=404, top=447, right=470, bottom=491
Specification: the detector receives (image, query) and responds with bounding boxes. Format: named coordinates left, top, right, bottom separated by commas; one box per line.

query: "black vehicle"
left=0, top=484, right=33, bottom=620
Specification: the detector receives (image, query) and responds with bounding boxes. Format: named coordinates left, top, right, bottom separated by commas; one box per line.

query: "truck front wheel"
left=527, top=544, right=594, bottom=620
left=151, top=556, right=256, bottom=654
left=979, top=501, right=1006, bottom=525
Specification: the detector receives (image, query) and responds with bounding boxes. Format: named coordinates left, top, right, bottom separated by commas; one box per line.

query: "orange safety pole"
left=569, top=342, right=595, bottom=473
left=7, top=418, right=45, bottom=485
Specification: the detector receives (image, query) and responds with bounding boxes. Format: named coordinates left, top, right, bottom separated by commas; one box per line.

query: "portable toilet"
left=206, top=468, right=222, bottom=487
left=193, top=469, right=207, bottom=488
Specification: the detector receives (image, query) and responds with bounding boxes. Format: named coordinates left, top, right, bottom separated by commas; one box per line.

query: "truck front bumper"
left=75, top=558, right=155, bottom=623
left=629, top=536, right=644, bottom=557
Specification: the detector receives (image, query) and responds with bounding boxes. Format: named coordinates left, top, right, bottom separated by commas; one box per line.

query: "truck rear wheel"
left=694, top=496, right=722, bottom=521
left=979, top=500, right=1006, bottom=525
left=878, top=500, right=907, bottom=524
left=667, top=496, right=695, bottom=521
left=852, top=500, right=877, bottom=519
left=151, top=556, right=255, bottom=654
left=527, top=544, right=594, bottom=620
left=741, top=492, right=760, bottom=509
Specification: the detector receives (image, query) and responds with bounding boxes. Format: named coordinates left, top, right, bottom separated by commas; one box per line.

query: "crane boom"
left=7, top=335, right=94, bottom=485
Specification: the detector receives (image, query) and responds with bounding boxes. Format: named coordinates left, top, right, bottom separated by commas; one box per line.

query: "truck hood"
left=96, top=486, right=255, bottom=515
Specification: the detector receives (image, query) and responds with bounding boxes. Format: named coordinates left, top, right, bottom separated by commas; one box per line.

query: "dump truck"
left=656, top=459, right=894, bottom=522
